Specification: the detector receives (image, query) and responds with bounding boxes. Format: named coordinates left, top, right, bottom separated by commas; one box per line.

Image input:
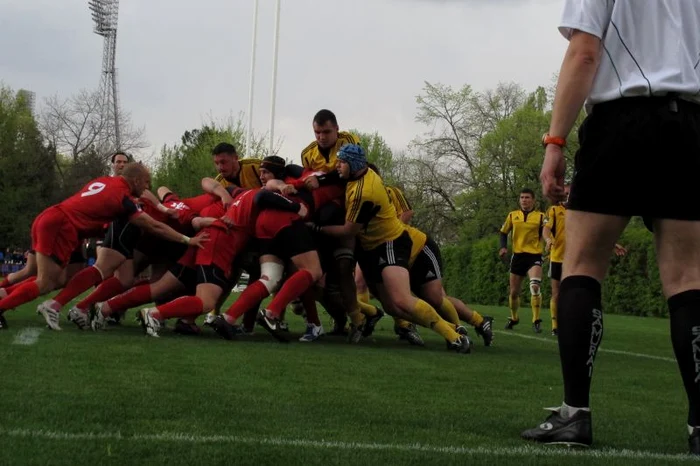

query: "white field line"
left=2, top=428, right=698, bottom=462
left=495, top=331, right=676, bottom=363
left=11, top=327, right=43, bottom=346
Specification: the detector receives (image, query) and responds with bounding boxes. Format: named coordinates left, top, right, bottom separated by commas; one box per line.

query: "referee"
left=521, top=0, right=700, bottom=454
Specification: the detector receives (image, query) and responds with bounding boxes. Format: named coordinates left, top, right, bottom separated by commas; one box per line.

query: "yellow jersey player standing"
left=499, top=188, right=545, bottom=333
left=314, top=144, right=470, bottom=352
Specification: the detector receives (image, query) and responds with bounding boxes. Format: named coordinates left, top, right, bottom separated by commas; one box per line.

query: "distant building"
left=17, top=89, right=36, bottom=115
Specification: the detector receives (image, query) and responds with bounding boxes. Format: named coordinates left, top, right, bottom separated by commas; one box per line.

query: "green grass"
left=0, top=298, right=697, bottom=465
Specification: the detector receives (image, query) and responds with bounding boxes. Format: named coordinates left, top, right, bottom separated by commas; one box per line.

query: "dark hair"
left=261, top=155, right=286, bottom=179
left=367, top=162, right=380, bottom=175
left=111, top=151, right=130, bottom=163
left=212, top=142, right=237, bottom=156
left=313, top=109, right=337, bottom=126
left=520, top=188, right=535, bottom=197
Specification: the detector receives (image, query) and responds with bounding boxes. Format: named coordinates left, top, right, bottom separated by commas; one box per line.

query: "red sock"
left=225, top=281, right=270, bottom=320
left=54, top=266, right=103, bottom=306
left=76, top=277, right=125, bottom=310
left=266, top=270, right=314, bottom=318
left=0, top=281, right=41, bottom=311
left=106, top=284, right=152, bottom=315
left=301, top=289, right=320, bottom=326
left=4, top=276, right=37, bottom=295
left=155, top=296, right=204, bottom=320
left=0, top=277, right=11, bottom=288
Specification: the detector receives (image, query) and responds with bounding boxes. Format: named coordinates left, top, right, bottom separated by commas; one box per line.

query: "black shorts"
left=409, top=237, right=443, bottom=293
left=196, top=264, right=229, bottom=290
left=102, top=217, right=141, bottom=259
left=356, top=230, right=413, bottom=284
left=548, top=261, right=562, bottom=282
left=510, top=253, right=542, bottom=277
left=258, top=220, right=316, bottom=260
left=168, top=262, right=197, bottom=293
left=569, top=95, right=700, bottom=223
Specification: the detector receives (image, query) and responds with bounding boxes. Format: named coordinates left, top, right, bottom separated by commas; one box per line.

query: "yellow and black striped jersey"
left=345, top=168, right=405, bottom=250
left=214, top=158, right=262, bottom=189
left=544, top=204, right=566, bottom=263
left=386, top=185, right=412, bottom=219
left=500, top=209, right=545, bottom=255
left=301, top=131, right=360, bottom=173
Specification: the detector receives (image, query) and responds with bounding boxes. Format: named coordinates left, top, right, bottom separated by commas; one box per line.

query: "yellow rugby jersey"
left=405, top=224, right=428, bottom=266
left=301, top=131, right=360, bottom=173
left=386, top=186, right=412, bottom=219
left=545, top=204, right=566, bottom=263
left=500, top=209, right=545, bottom=255
left=345, top=168, right=405, bottom=250
left=214, top=158, right=262, bottom=189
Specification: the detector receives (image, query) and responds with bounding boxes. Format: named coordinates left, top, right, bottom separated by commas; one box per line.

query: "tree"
left=0, top=85, right=59, bottom=248
left=39, top=89, right=147, bottom=181
left=349, top=129, right=397, bottom=184
left=152, top=117, right=269, bottom=198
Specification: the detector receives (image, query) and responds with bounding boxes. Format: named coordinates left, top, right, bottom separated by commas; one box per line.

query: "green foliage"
left=350, top=129, right=397, bottom=185
left=0, top=85, right=58, bottom=248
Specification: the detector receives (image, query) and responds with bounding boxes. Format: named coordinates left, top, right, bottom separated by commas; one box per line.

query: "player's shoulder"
left=338, top=131, right=359, bottom=145
left=301, top=141, right=318, bottom=157
left=240, top=158, right=261, bottom=167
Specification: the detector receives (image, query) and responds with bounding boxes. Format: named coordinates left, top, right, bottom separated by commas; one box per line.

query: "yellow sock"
left=508, top=296, right=520, bottom=321
left=357, top=289, right=370, bottom=303
left=550, top=297, right=558, bottom=330
left=393, top=317, right=412, bottom=329
left=347, top=302, right=365, bottom=327
left=412, top=299, right=460, bottom=341
left=438, top=297, right=461, bottom=326
left=358, top=300, right=378, bottom=317
left=468, top=310, right=484, bottom=328
left=531, top=295, right=542, bottom=322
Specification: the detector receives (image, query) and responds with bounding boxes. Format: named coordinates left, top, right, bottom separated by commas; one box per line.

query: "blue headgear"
left=337, top=144, right=367, bottom=173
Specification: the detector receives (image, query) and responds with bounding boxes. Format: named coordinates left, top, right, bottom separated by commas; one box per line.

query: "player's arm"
left=192, top=217, right=217, bottom=230
left=202, top=177, right=234, bottom=206
left=498, top=213, right=513, bottom=257
left=139, top=189, right=178, bottom=218
left=312, top=220, right=363, bottom=239
left=543, top=212, right=554, bottom=253
left=130, top=213, right=208, bottom=248
left=313, top=193, right=373, bottom=239
left=391, top=188, right=414, bottom=224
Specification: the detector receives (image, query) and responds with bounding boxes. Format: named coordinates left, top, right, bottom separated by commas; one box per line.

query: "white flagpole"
left=245, top=0, right=259, bottom=158
left=269, top=0, right=281, bottom=156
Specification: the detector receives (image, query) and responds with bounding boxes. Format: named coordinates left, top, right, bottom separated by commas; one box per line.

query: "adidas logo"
left=539, top=422, right=554, bottom=431
left=426, top=271, right=436, bottom=279
left=378, top=257, right=387, bottom=265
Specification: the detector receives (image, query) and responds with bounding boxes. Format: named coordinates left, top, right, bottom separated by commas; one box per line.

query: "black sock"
left=557, top=275, right=603, bottom=408
left=668, top=290, right=700, bottom=427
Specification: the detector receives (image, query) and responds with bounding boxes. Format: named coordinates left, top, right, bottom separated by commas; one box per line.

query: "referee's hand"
left=541, top=144, right=567, bottom=203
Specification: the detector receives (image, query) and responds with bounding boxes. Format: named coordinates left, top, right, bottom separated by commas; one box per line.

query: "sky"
left=0, top=0, right=569, bottom=164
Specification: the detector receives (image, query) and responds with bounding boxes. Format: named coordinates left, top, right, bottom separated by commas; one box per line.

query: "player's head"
left=259, top=155, right=286, bottom=183
left=336, top=144, right=367, bottom=179
left=121, top=162, right=151, bottom=196
left=519, top=188, right=535, bottom=211
left=313, top=109, right=339, bottom=150
left=111, top=152, right=130, bottom=176
left=212, top=142, right=240, bottom=180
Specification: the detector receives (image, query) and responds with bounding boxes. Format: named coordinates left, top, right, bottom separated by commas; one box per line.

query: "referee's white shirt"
left=559, top=0, right=700, bottom=108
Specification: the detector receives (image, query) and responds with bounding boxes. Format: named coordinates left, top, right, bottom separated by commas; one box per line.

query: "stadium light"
left=268, top=0, right=281, bottom=156
left=245, top=0, right=259, bottom=158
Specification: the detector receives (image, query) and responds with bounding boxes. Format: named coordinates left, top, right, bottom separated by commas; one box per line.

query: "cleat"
left=551, top=328, right=558, bottom=337
left=504, top=318, right=519, bottom=330
left=210, top=315, right=238, bottom=340
left=362, top=308, right=385, bottom=337
left=521, top=406, right=592, bottom=447
left=173, top=319, right=202, bottom=336
left=532, top=319, right=542, bottom=334
left=456, top=325, right=468, bottom=336
left=138, top=308, right=161, bottom=337
left=37, top=301, right=61, bottom=331
left=299, top=323, right=324, bottom=342
left=475, top=316, right=494, bottom=346
left=91, top=303, right=107, bottom=331
left=67, top=307, right=90, bottom=330
left=256, top=309, right=288, bottom=342
left=203, top=312, right=217, bottom=327
left=0, top=313, right=7, bottom=330
left=395, top=324, right=425, bottom=346
left=689, top=427, right=700, bottom=455
left=447, top=334, right=471, bottom=354
left=279, top=320, right=290, bottom=333
left=347, top=322, right=364, bottom=344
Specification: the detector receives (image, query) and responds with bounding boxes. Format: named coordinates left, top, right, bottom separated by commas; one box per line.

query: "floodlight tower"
left=88, top=0, right=121, bottom=150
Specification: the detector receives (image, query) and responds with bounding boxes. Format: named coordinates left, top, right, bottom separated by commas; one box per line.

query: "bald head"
left=121, top=162, right=151, bottom=196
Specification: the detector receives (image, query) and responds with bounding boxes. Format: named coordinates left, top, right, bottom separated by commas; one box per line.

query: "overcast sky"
left=0, top=0, right=568, bottom=164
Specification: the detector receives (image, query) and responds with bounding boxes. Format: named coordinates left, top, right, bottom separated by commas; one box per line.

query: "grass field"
left=1, top=296, right=698, bottom=465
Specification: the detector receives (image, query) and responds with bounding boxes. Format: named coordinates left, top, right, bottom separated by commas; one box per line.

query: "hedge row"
left=441, top=226, right=668, bottom=317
